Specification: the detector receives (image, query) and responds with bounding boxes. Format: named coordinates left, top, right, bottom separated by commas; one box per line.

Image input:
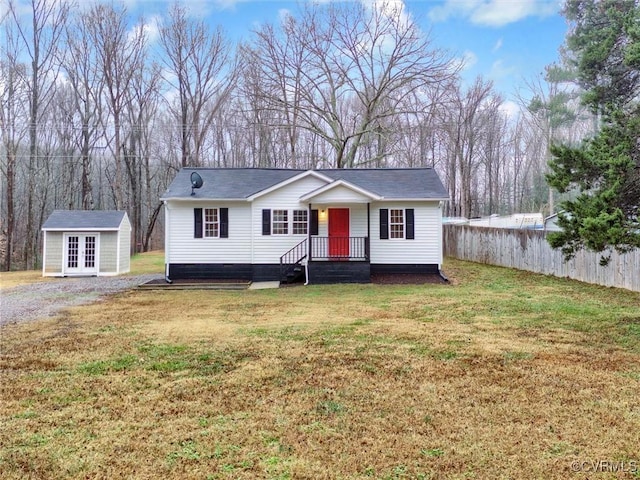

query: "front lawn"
left=1, top=259, right=638, bottom=479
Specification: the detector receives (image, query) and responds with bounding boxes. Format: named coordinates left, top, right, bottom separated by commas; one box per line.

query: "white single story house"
left=41, top=210, right=131, bottom=277
left=161, top=168, right=449, bottom=284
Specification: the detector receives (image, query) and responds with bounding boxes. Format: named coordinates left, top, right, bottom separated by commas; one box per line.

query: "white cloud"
left=428, top=0, right=476, bottom=23
left=429, top=0, right=559, bottom=27
left=141, top=14, right=162, bottom=44
left=278, top=8, right=292, bottom=23
left=489, top=59, right=517, bottom=80
left=361, top=0, right=412, bottom=29
left=128, top=15, right=161, bottom=46
left=460, top=50, right=478, bottom=71
left=499, top=99, right=521, bottom=118
left=212, top=0, right=241, bottom=10
left=492, top=38, right=503, bottom=53
left=175, top=0, right=216, bottom=17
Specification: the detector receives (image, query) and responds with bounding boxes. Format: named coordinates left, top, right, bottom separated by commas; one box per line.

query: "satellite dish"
left=190, top=171, right=203, bottom=196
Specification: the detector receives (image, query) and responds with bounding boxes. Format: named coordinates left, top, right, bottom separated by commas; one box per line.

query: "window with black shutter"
left=220, top=208, right=229, bottom=238
left=262, top=209, right=271, bottom=235
left=195, top=207, right=228, bottom=238
left=194, top=208, right=203, bottom=238
left=310, top=209, right=319, bottom=236
left=379, top=208, right=415, bottom=240
left=390, top=209, right=404, bottom=238
left=405, top=208, right=415, bottom=240
left=379, top=208, right=389, bottom=239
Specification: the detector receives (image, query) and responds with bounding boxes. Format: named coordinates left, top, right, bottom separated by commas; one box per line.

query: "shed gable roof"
left=42, top=210, right=127, bottom=230
left=161, top=167, right=449, bottom=201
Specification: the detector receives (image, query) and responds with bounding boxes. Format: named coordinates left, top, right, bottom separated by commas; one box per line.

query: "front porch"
left=280, top=236, right=370, bottom=284
left=309, top=236, right=369, bottom=261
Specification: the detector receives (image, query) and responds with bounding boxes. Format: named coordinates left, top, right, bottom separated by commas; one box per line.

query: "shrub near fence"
left=443, top=225, right=640, bottom=292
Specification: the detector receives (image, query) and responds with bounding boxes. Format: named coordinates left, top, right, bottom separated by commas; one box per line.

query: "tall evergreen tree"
left=547, top=0, right=640, bottom=263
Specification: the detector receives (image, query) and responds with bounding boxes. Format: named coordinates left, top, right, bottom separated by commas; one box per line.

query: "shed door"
left=64, top=234, right=98, bottom=275
left=328, top=208, right=350, bottom=257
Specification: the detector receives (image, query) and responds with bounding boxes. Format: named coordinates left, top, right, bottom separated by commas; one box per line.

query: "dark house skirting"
left=168, top=263, right=439, bottom=282
left=168, top=263, right=282, bottom=282
left=168, top=263, right=253, bottom=280
left=370, top=264, right=440, bottom=275
left=307, top=261, right=371, bottom=284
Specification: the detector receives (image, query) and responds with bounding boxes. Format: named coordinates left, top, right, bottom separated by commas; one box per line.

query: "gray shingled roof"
left=318, top=169, right=448, bottom=199
left=42, top=210, right=127, bottom=230
left=161, top=168, right=449, bottom=201
left=161, top=168, right=303, bottom=199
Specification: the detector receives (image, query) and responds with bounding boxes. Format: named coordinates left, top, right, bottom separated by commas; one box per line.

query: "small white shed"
left=41, top=210, right=131, bottom=277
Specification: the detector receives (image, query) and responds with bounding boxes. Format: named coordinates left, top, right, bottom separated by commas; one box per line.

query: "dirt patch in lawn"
left=370, top=273, right=448, bottom=284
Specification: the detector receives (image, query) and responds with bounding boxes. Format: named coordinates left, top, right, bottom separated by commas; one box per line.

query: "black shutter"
left=262, top=209, right=271, bottom=235
left=194, top=208, right=203, bottom=238
left=379, top=208, right=389, bottom=240
left=405, top=208, right=415, bottom=240
left=310, top=209, right=319, bottom=236
left=220, top=208, right=229, bottom=238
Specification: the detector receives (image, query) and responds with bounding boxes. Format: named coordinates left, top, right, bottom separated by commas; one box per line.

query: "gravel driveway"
left=0, top=274, right=161, bottom=326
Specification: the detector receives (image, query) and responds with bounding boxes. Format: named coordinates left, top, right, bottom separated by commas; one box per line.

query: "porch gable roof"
left=300, top=179, right=383, bottom=203
left=246, top=170, right=334, bottom=201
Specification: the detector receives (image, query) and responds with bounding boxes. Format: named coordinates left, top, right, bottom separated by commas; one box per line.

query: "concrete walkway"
left=248, top=281, right=280, bottom=290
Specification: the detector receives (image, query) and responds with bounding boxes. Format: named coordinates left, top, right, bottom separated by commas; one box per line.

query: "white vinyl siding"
left=118, top=216, right=131, bottom=273
left=306, top=184, right=373, bottom=204
left=252, top=176, right=326, bottom=264
left=99, top=232, right=117, bottom=273
left=370, top=202, right=443, bottom=265
left=166, top=201, right=251, bottom=264
left=43, top=232, right=63, bottom=274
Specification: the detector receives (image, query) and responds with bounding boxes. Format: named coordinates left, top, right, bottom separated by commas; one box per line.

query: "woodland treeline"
left=1, top=0, right=592, bottom=271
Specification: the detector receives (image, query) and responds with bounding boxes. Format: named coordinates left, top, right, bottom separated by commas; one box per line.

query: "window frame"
left=389, top=208, right=405, bottom=239
left=292, top=209, right=308, bottom=235
left=380, top=207, right=414, bottom=240
left=203, top=208, right=219, bottom=238
left=195, top=207, right=228, bottom=239
left=271, top=209, right=289, bottom=235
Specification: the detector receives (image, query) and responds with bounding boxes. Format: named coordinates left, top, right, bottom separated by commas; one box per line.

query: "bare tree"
left=0, top=7, right=29, bottom=271
left=520, top=65, right=591, bottom=215
left=61, top=9, right=107, bottom=210
left=86, top=3, right=146, bottom=209
left=123, top=54, right=162, bottom=253
left=248, top=1, right=457, bottom=168
left=159, top=2, right=237, bottom=167
left=440, top=77, right=495, bottom=217
left=8, top=0, right=69, bottom=269
left=477, top=94, right=508, bottom=215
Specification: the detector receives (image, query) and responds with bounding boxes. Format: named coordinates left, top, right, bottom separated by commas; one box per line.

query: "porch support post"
left=367, top=202, right=370, bottom=260
left=308, top=203, right=312, bottom=261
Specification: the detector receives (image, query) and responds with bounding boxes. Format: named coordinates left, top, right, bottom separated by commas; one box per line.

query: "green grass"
left=128, top=250, right=165, bottom=275
left=1, top=258, right=639, bottom=479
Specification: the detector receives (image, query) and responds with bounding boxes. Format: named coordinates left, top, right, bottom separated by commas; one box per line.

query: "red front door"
left=328, top=208, right=350, bottom=257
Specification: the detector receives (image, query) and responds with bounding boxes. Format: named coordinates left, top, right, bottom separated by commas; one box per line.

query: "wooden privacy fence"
left=443, top=225, right=640, bottom=292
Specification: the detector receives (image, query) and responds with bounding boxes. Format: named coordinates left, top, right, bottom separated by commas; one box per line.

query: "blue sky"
left=129, top=0, right=567, bottom=109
